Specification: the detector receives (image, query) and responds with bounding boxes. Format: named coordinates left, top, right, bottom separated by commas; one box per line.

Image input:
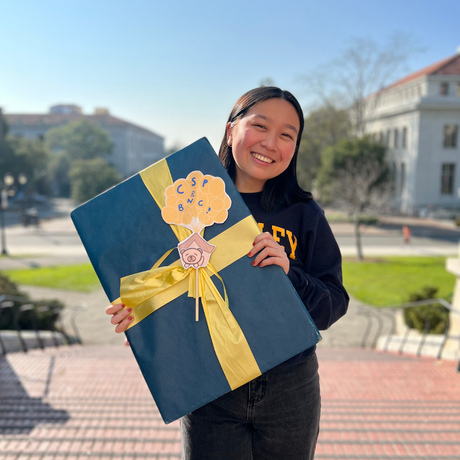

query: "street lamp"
left=18, top=174, right=28, bottom=186
left=4, top=173, right=14, bottom=187
left=18, top=173, right=28, bottom=225
left=1, top=173, right=15, bottom=255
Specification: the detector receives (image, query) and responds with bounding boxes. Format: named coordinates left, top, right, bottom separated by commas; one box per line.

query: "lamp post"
left=18, top=173, right=28, bottom=225
left=1, top=173, right=15, bottom=255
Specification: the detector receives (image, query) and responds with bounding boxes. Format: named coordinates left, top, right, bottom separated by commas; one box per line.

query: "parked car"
left=21, top=207, right=39, bottom=226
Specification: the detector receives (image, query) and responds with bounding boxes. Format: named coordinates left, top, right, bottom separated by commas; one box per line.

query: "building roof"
left=384, top=53, right=460, bottom=92
left=4, top=111, right=163, bottom=138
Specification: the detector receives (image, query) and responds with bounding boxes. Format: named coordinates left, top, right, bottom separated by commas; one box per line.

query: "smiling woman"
left=106, top=86, right=349, bottom=460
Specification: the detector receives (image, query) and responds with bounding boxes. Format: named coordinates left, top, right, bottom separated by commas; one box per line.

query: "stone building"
left=365, top=52, right=460, bottom=215
left=4, top=105, right=165, bottom=178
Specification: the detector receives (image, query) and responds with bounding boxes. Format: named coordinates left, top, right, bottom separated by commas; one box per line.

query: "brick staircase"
left=1, top=345, right=459, bottom=459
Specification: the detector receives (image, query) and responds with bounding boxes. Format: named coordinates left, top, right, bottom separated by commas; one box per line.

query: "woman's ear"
left=226, top=122, right=233, bottom=146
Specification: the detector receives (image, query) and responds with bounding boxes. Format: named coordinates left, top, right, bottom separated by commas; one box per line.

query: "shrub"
left=0, top=271, right=64, bottom=331
left=0, top=271, right=26, bottom=297
left=403, top=286, right=449, bottom=334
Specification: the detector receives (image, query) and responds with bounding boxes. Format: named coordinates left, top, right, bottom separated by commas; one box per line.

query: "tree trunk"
left=353, top=209, right=364, bottom=261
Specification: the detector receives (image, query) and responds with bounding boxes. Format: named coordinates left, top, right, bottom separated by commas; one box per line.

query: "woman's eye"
left=255, top=124, right=266, bottom=130
left=282, top=133, right=294, bottom=140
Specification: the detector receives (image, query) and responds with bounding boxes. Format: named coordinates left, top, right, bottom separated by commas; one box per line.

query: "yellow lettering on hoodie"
left=272, top=226, right=285, bottom=250
left=286, top=230, right=298, bottom=260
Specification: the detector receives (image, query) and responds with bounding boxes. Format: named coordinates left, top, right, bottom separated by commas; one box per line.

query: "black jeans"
left=181, top=352, right=321, bottom=460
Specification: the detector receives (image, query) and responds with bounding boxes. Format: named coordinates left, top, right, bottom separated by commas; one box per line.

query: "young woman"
left=106, top=87, right=349, bottom=460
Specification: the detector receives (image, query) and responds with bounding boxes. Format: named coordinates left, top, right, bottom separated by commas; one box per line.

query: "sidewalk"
left=13, top=282, right=368, bottom=349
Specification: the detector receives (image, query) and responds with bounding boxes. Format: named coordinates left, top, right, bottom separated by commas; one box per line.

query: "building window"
left=394, top=128, right=399, bottom=148
left=444, top=125, right=458, bottom=148
left=440, top=83, right=449, bottom=95
left=379, top=132, right=384, bottom=144
left=386, top=129, right=391, bottom=147
left=400, top=162, right=406, bottom=192
left=441, top=164, right=455, bottom=194
left=457, top=83, right=460, bottom=97
left=402, top=127, right=408, bottom=149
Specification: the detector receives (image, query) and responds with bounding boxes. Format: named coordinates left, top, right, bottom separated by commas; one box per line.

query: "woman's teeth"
left=252, top=153, right=274, bottom=164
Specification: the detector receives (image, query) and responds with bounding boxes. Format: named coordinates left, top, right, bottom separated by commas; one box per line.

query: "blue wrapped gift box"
left=71, top=138, right=321, bottom=424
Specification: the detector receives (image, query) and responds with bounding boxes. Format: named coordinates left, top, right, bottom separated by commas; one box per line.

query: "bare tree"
left=303, top=33, right=423, bottom=136
left=302, top=33, right=421, bottom=258
left=318, top=137, right=392, bottom=260
left=334, top=158, right=393, bottom=259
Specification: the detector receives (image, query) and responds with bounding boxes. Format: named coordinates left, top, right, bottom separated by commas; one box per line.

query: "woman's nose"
left=260, top=133, right=277, bottom=151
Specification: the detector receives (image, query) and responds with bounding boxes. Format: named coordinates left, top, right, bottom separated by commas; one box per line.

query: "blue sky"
left=1, top=0, right=459, bottom=150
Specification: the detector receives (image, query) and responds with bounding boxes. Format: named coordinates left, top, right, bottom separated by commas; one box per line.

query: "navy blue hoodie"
left=241, top=192, right=349, bottom=365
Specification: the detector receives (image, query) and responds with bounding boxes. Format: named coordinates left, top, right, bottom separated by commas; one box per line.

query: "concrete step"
left=0, top=345, right=459, bottom=459
left=0, top=330, right=65, bottom=354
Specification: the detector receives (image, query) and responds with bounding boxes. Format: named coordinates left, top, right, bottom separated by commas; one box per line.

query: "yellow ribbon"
left=117, top=159, right=262, bottom=390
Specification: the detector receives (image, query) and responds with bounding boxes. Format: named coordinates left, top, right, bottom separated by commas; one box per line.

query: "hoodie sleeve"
left=287, top=210, right=349, bottom=330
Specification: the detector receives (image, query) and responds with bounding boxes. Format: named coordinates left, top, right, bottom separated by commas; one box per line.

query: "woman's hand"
left=248, top=232, right=290, bottom=275
left=106, top=303, right=134, bottom=334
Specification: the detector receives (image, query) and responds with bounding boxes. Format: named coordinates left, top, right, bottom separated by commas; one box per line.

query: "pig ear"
left=198, top=248, right=203, bottom=253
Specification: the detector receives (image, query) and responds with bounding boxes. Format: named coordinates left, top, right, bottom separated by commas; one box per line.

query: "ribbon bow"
left=116, top=159, right=261, bottom=390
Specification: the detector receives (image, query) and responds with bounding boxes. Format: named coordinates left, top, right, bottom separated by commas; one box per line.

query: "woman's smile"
left=251, top=152, right=275, bottom=164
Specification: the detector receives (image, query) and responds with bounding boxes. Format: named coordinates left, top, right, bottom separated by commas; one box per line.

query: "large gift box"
left=71, top=138, right=321, bottom=424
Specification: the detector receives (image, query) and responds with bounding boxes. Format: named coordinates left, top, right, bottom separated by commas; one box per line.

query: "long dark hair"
left=218, top=87, right=312, bottom=213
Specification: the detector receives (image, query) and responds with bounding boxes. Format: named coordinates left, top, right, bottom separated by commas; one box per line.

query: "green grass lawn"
left=3, top=263, right=100, bottom=292
left=342, top=256, right=456, bottom=307
left=1, top=257, right=457, bottom=302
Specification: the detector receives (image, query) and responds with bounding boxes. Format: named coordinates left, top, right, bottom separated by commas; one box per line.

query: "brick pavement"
left=1, top=345, right=459, bottom=459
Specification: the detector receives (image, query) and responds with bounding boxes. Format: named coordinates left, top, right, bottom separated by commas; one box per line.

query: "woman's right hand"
left=106, top=303, right=134, bottom=333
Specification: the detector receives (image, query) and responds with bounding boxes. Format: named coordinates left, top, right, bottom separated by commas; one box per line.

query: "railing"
left=0, top=294, right=86, bottom=355
left=356, top=298, right=460, bottom=372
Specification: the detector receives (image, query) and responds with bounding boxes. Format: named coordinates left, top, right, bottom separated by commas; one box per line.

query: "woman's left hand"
left=248, top=232, right=290, bottom=275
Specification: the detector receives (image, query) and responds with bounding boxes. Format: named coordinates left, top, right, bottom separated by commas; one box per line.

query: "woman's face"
left=226, top=98, right=300, bottom=193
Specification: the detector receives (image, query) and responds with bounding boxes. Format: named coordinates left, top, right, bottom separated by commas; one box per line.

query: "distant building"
left=365, top=53, right=460, bottom=215
left=4, top=105, right=165, bottom=178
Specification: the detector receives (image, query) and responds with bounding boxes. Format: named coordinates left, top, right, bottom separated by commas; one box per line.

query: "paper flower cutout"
left=161, top=171, right=231, bottom=235
left=161, top=171, right=232, bottom=321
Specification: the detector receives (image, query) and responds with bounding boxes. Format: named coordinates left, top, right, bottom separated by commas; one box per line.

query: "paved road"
left=1, top=212, right=459, bottom=265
